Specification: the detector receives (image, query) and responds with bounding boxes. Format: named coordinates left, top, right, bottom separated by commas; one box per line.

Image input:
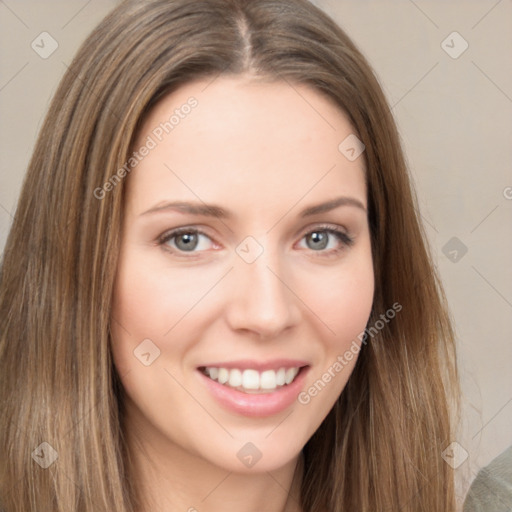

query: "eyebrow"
left=140, top=196, right=366, bottom=218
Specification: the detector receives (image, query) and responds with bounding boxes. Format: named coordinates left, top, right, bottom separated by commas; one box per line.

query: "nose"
left=224, top=246, right=302, bottom=339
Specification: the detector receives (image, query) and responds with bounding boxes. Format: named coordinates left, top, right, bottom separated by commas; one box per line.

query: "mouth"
left=196, top=360, right=311, bottom=417
left=198, top=365, right=307, bottom=394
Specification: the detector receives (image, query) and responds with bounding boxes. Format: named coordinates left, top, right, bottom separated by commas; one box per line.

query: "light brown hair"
left=0, top=0, right=459, bottom=510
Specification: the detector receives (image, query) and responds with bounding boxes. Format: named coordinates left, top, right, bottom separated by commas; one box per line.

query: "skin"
left=110, top=75, right=374, bottom=512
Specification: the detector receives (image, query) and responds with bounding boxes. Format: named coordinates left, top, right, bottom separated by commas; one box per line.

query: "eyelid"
left=297, top=223, right=354, bottom=253
left=299, top=222, right=352, bottom=240
left=157, top=226, right=217, bottom=252
left=157, top=223, right=354, bottom=256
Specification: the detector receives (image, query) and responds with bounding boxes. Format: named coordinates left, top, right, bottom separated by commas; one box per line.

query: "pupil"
left=176, top=233, right=198, bottom=251
left=309, top=231, right=327, bottom=250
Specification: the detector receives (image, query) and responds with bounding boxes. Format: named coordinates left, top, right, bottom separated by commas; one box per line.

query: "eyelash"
left=157, top=224, right=354, bottom=259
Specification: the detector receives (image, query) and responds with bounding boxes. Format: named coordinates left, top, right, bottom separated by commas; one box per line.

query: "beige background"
left=1, top=0, right=511, bottom=504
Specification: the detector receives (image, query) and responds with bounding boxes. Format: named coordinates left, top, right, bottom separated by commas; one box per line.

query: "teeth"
left=259, top=370, right=276, bottom=389
left=228, top=369, right=242, bottom=387
left=285, top=367, right=297, bottom=385
left=242, top=369, right=260, bottom=390
left=204, top=366, right=301, bottom=392
left=218, top=367, right=229, bottom=384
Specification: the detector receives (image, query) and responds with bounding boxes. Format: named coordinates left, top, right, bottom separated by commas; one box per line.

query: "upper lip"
left=197, top=359, right=310, bottom=372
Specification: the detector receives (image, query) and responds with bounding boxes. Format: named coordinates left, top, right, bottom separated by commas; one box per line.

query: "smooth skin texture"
left=110, top=75, right=375, bottom=512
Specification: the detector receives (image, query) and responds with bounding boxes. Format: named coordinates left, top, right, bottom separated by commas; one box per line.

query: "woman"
left=0, top=0, right=459, bottom=510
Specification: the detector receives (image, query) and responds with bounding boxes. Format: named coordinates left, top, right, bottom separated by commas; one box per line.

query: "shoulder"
left=463, top=445, right=512, bottom=512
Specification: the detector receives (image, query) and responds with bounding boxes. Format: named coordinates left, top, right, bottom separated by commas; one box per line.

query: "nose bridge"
left=226, top=239, right=300, bottom=337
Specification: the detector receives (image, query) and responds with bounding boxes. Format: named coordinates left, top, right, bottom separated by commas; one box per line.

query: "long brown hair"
left=0, top=0, right=459, bottom=510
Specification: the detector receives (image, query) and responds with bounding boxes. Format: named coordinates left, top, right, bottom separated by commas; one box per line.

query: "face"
left=110, top=75, right=374, bottom=474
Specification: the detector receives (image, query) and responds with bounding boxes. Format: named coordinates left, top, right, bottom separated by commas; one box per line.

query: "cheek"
left=110, top=248, right=212, bottom=347
left=328, top=273, right=372, bottom=321
left=295, top=260, right=373, bottom=420
left=307, top=248, right=374, bottom=347
left=110, top=249, right=169, bottom=375
left=109, top=250, right=199, bottom=429
left=300, top=245, right=374, bottom=382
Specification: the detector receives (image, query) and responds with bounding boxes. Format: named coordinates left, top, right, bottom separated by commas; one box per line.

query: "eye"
left=157, top=224, right=354, bottom=258
left=158, top=227, right=216, bottom=255
left=298, top=225, right=354, bottom=256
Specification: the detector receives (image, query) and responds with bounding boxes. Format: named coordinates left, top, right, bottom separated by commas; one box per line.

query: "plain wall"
left=1, top=0, right=511, bottom=506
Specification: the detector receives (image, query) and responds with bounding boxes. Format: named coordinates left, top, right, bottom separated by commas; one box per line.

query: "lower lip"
left=197, top=367, right=310, bottom=418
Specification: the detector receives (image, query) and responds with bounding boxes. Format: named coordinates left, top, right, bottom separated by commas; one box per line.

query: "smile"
left=200, top=366, right=302, bottom=394
left=197, top=362, right=310, bottom=417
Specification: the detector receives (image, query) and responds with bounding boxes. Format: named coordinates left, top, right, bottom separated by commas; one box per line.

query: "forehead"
left=126, top=76, right=366, bottom=216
